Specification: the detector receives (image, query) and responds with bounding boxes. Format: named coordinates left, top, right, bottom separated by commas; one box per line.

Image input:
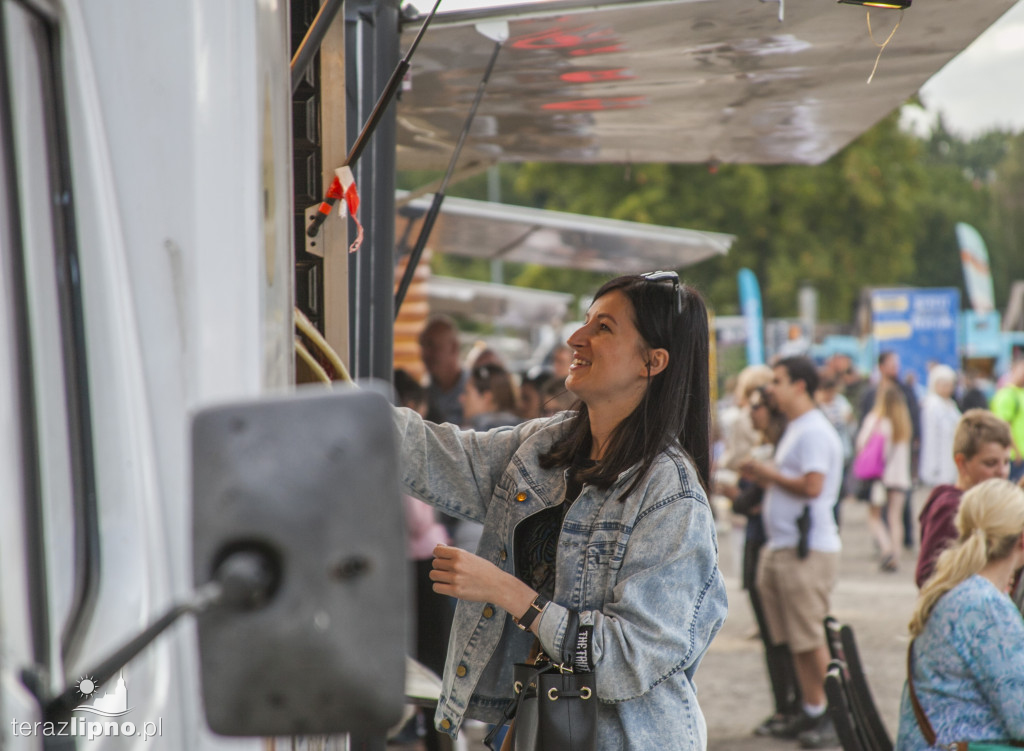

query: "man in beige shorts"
left=742, top=356, right=844, bottom=749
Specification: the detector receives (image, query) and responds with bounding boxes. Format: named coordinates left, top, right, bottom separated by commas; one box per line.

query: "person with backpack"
left=854, top=385, right=913, bottom=572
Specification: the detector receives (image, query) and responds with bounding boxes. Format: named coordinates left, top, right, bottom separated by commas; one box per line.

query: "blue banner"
left=738, top=268, right=765, bottom=366
left=870, top=288, right=960, bottom=389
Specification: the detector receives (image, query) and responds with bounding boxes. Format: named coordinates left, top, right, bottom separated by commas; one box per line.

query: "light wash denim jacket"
left=394, top=407, right=728, bottom=749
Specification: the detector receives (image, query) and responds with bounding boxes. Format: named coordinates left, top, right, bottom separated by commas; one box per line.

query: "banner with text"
left=870, top=288, right=960, bottom=388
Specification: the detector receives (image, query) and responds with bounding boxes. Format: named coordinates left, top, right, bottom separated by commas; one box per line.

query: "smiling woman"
left=392, top=272, right=726, bottom=750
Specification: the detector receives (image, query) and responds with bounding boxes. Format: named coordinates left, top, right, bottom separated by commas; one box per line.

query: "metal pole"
left=393, top=36, right=504, bottom=316
left=347, top=0, right=400, bottom=383
left=290, top=0, right=345, bottom=94
left=346, top=0, right=443, bottom=167
left=307, top=0, right=443, bottom=239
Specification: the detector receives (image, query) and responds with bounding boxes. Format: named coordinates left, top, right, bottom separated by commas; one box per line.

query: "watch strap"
left=513, top=594, right=549, bottom=631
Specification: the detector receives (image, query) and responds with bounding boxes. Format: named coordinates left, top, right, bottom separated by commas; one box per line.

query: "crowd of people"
left=392, top=291, right=1024, bottom=751
left=714, top=349, right=1024, bottom=750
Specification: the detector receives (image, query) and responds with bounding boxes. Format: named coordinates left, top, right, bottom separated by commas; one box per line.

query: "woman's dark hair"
left=469, top=363, right=517, bottom=414
left=750, top=386, right=787, bottom=446
left=539, top=274, right=712, bottom=497
left=393, top=368, right=425, bottom=409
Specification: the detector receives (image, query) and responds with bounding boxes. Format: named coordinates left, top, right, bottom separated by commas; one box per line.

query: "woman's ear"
left=647, top=348, right=669, bottom=377
left=953, top=453, right=968, bottom=477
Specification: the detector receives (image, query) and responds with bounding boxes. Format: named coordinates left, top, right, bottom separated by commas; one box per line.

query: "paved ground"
left=393, top=490, right=927, bottom=750
left=701, top=492, right=922, bottom=751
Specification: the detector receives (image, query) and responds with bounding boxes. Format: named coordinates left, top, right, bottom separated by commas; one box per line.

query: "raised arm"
left=392, top=406, right=549, bottom=523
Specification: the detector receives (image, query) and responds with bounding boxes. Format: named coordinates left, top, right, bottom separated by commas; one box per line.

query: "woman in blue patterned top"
left=897, top=478, right=1024, bottom=750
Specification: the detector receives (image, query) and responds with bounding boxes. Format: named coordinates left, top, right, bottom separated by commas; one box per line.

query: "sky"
left=431, top=0, right=1024, bottom=140
left=910, top=0, right=1024, bottom=138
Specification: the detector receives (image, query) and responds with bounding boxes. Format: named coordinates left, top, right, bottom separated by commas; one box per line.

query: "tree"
left=505, top=112, right=928, bottom=320
left=398, top=111, right=1024, bottom=322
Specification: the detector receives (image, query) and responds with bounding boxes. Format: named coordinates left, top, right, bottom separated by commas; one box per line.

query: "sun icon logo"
left=76, top=676, right=98, bottom=699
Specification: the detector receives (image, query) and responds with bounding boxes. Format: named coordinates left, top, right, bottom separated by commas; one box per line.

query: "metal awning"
left=395, top=0, right=1017, bottom=168
left=429, top=275, right=574, bottom=326
left=396, top=194, right=734, bottom=273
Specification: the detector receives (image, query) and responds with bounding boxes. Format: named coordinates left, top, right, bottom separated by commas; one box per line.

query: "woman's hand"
left=431, top=544, right=536, bottom=620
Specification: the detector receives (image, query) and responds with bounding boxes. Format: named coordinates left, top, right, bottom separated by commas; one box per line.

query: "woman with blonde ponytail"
left=896, top=478, right=1024, bottom=750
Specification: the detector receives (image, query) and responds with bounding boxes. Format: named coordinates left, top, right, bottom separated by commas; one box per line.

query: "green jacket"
left=990, top=385, right=1024, bottom=460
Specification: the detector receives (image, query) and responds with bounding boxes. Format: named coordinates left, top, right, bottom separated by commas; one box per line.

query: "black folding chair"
left=825, top=660, right=866, bottom=751
left=824, top=616, right=845, bottom=663
left=838, top=624, right=893, bottom=751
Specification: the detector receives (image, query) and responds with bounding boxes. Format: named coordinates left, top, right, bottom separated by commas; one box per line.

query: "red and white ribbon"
left=334, top=166, right=363, bottom=253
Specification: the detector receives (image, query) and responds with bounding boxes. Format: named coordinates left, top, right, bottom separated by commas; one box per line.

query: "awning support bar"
left=393, top=33, right=504, bottom=317
left=307, top=0, right=444, bottom=239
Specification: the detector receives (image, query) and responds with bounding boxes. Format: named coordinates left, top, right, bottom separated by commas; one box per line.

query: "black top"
left=514, top=455, right=597, bottom=598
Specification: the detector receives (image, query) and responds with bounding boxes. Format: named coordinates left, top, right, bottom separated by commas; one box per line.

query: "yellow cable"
left=865, top=9, right=903, bottom=85
left=293, top=306, right=353, bottom=383
left=295, top=337, right=332, bottom=385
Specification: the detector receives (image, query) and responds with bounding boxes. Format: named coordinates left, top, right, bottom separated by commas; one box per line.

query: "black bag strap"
left=560, top=610, right=580, bottom=668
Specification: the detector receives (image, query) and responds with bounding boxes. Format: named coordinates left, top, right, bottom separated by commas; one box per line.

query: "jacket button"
left=500, top=549, right=508, bottom=561
left=441, top=719, right=452, bottom=730
left=483, top=606, right=494, bottom=618
left=516, top=492, right=527, bottom=502
left=456, top=664, right=468, bottom=677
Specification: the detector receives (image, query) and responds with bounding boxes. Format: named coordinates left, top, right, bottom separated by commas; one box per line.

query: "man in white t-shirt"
left=741, top=356, right=843, bottom=749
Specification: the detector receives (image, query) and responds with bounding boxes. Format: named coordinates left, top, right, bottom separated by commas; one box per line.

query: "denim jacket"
left=394, top=407, right=728, bottom=749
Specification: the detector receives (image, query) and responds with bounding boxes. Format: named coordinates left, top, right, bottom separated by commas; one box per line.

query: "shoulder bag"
left=907, top=641, right=1024, bottom=751
left=486, top=610, right=597, bottom=751
left=853, top=424, right=886, bottom=481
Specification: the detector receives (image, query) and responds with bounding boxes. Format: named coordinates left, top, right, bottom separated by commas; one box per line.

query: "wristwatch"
left=512, top=594, right=549, bottom=631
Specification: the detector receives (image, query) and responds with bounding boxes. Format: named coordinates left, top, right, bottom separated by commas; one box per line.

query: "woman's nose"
left=567, top=325, right=588, bottom=348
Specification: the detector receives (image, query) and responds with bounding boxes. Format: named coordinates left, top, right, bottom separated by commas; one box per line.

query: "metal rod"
left=344, top=0, right=443, bottom=167
left=291, top=0, right=346, bottom=94
left=394, top=37, right=503, bottom=316
left=43, top=583, right=222, bottom=722
left=307, top=0, right=443, bottom=240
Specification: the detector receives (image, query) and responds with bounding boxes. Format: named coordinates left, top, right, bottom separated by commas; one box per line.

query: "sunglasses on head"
left=639, top=270, right=683, bottom=317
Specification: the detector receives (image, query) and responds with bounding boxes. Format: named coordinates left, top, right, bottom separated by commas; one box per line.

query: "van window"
left=1, top=0, right=99, bottom=676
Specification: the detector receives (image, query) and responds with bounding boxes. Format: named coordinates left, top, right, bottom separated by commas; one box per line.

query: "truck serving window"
left=0, top=0, right=100, bottom=677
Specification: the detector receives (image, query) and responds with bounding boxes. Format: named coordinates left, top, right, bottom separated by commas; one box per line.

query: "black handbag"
left=731, top=481, right=764, bottom=517
left=485, top=612, right=597, bottom=751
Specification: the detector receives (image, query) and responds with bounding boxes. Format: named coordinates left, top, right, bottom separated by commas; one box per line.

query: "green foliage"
left=398, top=112, right=1024, bottom=323
left=989, top=133, right=1024, bottom=305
